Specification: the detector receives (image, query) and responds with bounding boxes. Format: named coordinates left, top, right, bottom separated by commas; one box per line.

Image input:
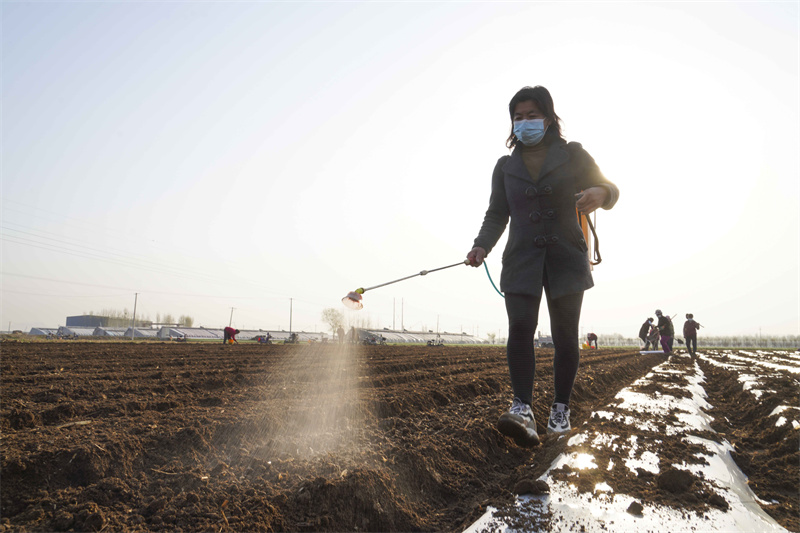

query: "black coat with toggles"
left=472, top=135, right=619, bottom=300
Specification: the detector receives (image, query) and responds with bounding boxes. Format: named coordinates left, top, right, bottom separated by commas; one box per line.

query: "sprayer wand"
left=342, top=260, right=469, bottom=310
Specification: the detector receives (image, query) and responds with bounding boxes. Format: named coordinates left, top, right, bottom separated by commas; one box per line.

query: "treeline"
left=597, top=333, right=799, bottom=349
left=84, top=309, right=194, bottom=327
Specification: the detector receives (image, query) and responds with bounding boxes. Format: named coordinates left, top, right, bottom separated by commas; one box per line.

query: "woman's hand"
left=575, top=186, right=608, bottom=214
left=467, top=247, right=487, bottom=267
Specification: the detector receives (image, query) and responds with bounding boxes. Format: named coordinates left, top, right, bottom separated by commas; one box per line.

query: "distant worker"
left=223, top=326, right=240, bottom=344
left=337, top=326, right=345, bottom=344
left=683, top=313, right=702, bottom=356
left=638, top=318, right=654, bottom=350
left=655, top=310, right=673, bottom=354
left=587, top=332, right=598, bottom=349
left=347, top=326, right=356, bottom=344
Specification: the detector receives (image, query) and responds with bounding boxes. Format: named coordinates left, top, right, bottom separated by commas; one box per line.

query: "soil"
left=1, top=341, right=797, bottom=532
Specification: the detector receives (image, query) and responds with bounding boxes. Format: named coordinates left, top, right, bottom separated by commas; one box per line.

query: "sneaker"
left=497, top=398, right=540, bottom=446
left=547, top=403, right=571, bottom=434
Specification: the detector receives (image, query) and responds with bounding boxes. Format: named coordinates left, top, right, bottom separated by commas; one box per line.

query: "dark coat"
left=473, top=135, right=618, bottom=299
left=683, top=319, right=700, bottom=338
left=657, top=315, right=674, bottom=336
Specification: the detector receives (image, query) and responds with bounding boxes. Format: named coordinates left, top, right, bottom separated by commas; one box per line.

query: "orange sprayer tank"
left=576, top=207, right=595, bottom=270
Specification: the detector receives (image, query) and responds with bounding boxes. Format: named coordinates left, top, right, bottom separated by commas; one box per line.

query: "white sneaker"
left=497, top=398, right=540, bottom=446
left=547, top=402, right=571, bottom=434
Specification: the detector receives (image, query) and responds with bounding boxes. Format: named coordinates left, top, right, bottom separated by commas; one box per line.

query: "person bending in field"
left=587, top=332, right=598, bottom=349
left=639, top=317, right=654, bottom=349
left=467, top=86, right=619, bottom=447
left=223, top=326, right=240, bottom=344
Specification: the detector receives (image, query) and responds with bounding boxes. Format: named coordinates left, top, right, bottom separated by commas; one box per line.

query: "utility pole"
left=393, top=298, right=395, bottom=331
left=289, top=298, right=293, bottom=333
left=229, top=307, right=235, bottom=327
left=401, top=298, right=404, bottom=331
left=130, top=293, right=138, bottom=341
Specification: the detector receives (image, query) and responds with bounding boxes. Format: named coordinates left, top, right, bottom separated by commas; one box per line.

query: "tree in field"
left=321, top=308, right=345, bottom=335
left=179, top=315, right=194, bottom=327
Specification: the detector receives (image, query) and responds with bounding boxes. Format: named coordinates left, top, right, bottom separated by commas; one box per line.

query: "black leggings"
left=686, top=336, right=697, bottom=354
left=505, top=287, right=583, bottom=407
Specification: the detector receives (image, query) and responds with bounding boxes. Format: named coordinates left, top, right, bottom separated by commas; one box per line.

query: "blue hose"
left=484, top=261, right=504, bottom=298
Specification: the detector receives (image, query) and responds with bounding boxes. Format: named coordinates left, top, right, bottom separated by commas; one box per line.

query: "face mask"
left=513, top=119, right=547, bottom=146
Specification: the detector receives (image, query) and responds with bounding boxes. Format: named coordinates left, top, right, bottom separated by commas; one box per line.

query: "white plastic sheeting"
left=464, top=351, right=797, bottom=533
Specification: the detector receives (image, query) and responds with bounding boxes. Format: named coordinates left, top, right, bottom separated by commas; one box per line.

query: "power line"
left=1, top=271, right=284, bottom=299
left=2, top=223, right=214, bottom=279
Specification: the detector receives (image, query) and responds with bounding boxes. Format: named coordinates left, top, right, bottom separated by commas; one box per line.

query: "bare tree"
left=179, top=315, right=194, bottom=327
left=321, top=308, right=345, bottom=334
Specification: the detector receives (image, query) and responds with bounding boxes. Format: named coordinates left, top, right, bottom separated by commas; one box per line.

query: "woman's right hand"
left=466, top=247, right=487, bottom=267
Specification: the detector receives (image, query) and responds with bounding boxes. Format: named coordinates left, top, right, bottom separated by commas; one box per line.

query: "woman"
left=466, top=86, right=618, bottom=447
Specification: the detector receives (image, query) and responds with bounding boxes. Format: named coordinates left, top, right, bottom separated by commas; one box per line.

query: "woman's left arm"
left=569, top=142, right=619, bottom=214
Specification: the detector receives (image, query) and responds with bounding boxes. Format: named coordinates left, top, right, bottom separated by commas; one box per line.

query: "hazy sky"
left=2, top=1, right=798, bottom=338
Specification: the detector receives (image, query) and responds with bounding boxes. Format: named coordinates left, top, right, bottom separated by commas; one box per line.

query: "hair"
left=506, top=86, right=564, bottom=149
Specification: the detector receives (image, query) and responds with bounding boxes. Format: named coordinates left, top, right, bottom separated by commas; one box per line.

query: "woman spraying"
left=467, top=86, right=619, bottom=446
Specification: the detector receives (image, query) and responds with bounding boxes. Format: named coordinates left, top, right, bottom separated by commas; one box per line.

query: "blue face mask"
left=513, top=119, right=547, bottom=146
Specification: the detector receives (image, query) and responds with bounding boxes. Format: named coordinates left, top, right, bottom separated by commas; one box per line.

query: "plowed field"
left=1, top=341, right=796, bottom=532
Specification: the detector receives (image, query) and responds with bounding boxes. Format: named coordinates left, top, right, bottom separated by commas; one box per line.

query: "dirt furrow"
left=2, top=341, right=662, bottom=532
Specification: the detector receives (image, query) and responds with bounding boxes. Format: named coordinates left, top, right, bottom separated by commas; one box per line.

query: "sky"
left=2, top=1, right=798, bottom=339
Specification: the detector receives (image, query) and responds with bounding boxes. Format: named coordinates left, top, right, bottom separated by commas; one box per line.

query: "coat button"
left=529, top=211, right=541, bottom=222
left=550, top=235, right=560, bottom=244
left=545, top=209, right=556, bottom=219
left=525, top=186, right=537, bottom=197
left=534, top=236, right=547, bottom=247
left=542, top=186, right=553, bottom=195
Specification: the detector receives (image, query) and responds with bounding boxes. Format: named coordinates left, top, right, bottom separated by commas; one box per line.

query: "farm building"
left=361, top=329, right=486, bottom=345
left=155, top=327, right=329, bottom=343
left=157, top=327, right=222, bottom=340
left=124, top=328, right=159, bottom=338
left=28, top=323, right=482, bottom=345
left=28, top=327, right=59, bottom=337
left=56, top=326, right=96, bottom=337
left=93, top=327, right=129, bottom=337
left=258, top=331, right=328, bottom=343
